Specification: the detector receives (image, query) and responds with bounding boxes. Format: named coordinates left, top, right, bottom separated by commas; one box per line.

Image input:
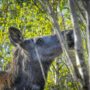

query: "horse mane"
left=0, top=46, right=28, bottom=90
left=0, top=71, right=13, bottom=90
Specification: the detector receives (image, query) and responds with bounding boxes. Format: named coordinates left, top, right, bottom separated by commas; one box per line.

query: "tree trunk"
left=69, top=0, right=89, bottom=90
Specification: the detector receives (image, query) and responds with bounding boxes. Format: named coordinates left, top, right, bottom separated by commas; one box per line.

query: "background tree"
left=0, top=0, right=89, bottom=90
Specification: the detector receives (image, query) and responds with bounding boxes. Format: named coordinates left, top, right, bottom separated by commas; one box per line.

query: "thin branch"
left=38, top=0, right=77, bottom=81
left=82, top=0, right=90, bottom=89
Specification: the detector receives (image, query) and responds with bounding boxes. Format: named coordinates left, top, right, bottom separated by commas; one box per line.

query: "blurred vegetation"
left=0, top=0, right=82, bottom=90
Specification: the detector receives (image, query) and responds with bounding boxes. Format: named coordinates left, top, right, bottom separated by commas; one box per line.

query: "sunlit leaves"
left=0, top=0, right=77, bottom=90
left=0, top=0, right=52, bottom=68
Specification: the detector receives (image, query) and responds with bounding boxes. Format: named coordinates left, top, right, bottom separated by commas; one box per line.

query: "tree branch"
left=69, top=0, right=89, bottom=89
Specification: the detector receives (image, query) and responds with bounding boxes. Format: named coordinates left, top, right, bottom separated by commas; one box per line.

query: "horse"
left=0, top=27, right=74, bottom=90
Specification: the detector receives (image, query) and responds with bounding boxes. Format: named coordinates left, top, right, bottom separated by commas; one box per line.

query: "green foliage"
left=0, top=0, right=52, bottom=68
left=0, top=0, right=79, bottom=90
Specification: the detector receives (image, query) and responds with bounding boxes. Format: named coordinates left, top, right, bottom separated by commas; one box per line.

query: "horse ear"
left=9, top=27, right=24, bottom=46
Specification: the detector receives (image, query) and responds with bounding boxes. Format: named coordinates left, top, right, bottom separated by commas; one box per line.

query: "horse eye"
left=36, top=38, right=44, bottom=46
